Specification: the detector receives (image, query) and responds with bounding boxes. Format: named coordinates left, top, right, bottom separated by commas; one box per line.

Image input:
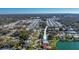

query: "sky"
left=0, top=8, right=79, bottom=14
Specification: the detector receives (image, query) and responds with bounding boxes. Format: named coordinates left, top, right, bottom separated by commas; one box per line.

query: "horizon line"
left=0, top=13, right=79, bottom=14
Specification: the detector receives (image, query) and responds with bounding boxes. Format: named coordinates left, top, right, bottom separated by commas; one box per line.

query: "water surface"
left=56, top=41, right=79, bottom=50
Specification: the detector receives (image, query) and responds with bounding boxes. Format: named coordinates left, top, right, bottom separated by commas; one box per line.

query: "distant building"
left=66, top=27, right=79, bottom=38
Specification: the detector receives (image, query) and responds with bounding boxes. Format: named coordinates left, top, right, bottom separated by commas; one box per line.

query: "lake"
left=56, top=41, right=79, bottom=50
